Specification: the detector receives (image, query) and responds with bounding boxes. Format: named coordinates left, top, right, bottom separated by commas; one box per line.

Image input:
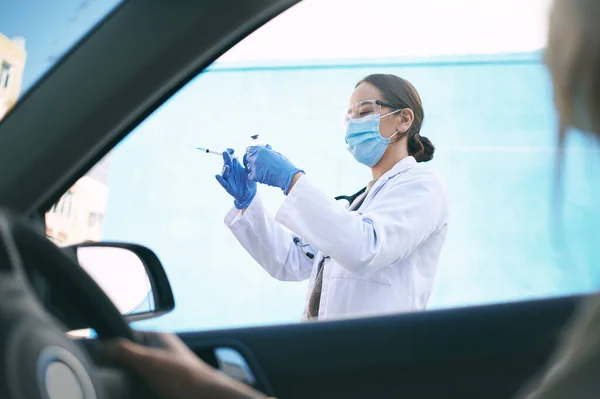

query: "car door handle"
left=214, top=347, right=257, bottom=385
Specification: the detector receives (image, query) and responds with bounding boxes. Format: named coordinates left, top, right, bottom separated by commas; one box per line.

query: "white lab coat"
left=225, top=156, right=450, bottom=320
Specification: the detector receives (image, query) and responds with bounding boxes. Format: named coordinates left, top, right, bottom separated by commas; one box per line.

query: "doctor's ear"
left=397, top=109, right=414, bottom=134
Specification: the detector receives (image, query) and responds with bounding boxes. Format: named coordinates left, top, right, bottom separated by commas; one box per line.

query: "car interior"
left=0, top=1, right=588, bottom=398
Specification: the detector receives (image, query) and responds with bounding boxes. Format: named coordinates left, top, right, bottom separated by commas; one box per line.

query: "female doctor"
left=216, top=73, right=450, bottom=320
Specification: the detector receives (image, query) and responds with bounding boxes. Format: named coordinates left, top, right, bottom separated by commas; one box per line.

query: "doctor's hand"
left=244, top=145, right=303, bottom=195
left=99, top=332, right=268, bottom=399
left=216, top=149, right=257, bottom=209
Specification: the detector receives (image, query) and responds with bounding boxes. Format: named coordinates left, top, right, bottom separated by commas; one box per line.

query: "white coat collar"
left=369, top=156, right=417, bottom=194
left=352, top=156, right=417, bottom=213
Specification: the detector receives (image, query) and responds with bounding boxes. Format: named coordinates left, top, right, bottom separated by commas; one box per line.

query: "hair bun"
left=414, top=136, right=435, bottom=162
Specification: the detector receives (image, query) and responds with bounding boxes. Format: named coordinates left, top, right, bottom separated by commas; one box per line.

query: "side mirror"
left=68, top=242, right=175, bottom=322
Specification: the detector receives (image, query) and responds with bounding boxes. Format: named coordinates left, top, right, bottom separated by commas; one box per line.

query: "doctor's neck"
left=371, top=141, right=409, bottom=180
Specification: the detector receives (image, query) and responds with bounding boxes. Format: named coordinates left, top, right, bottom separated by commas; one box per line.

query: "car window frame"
left=0, top=0, right=300, bottom=217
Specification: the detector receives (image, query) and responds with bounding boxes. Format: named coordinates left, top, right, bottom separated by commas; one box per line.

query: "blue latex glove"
left=215, top=149, right=257, bottom=209
left=244, top=145, right=303, bottom=194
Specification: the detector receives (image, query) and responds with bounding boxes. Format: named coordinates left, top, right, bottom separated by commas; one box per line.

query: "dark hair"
left=356, top=74, right=434, bottom=162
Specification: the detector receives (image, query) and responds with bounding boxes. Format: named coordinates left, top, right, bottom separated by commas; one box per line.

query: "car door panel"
left=181, top=295, right=579, bottom=398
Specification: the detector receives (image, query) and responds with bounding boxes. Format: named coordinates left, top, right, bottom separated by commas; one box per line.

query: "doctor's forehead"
left=349, top=82, right=384, bottom=105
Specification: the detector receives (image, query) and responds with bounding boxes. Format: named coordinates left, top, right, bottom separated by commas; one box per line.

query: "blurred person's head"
left=345, top=74, right=433, bottom=178
left=546, top=0, right=600, bottom=139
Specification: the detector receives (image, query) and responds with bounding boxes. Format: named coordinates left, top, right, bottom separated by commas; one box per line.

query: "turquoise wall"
left=101, top=52, right=600, bottom=332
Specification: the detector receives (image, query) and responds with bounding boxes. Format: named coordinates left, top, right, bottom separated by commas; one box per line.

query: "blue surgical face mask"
left=345, top=111, right=400, bottom=167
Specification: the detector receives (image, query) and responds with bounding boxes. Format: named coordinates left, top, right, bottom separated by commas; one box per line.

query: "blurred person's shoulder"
left=516, top=294, right=600, bottom=399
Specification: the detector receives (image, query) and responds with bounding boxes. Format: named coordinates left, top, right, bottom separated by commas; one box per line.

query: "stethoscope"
left=293, top=186, right=367, bottom=260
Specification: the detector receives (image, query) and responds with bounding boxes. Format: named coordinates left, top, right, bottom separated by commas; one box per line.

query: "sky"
left=220, top=0, right=553, bottom=63
left=2, top=0, right=552, bottom=95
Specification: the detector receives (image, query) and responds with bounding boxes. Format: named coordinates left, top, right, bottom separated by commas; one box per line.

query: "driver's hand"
left=100, top=331, right=268, bottom=399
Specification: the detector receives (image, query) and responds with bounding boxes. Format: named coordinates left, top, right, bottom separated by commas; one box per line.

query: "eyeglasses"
left=341, top=100, right=407, bottom=128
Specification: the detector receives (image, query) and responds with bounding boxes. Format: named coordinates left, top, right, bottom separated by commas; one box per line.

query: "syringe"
left=196, top=147, right=222, bottom=156
left=197, top=147, right=239, bottom=158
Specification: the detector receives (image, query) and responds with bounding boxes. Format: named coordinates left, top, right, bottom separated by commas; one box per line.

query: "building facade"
left=45, top=157, right=110, bottom=246
left=0, top=33, right=26, bottom=120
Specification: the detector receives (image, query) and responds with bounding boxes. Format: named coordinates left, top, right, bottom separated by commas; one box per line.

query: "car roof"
left=0, top=0, right=299, bottom=215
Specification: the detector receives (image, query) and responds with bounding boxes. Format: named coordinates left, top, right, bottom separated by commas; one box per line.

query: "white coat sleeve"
left=224, top=193, right=315, bottom=282
left=275, top=172, right=448, bottom=275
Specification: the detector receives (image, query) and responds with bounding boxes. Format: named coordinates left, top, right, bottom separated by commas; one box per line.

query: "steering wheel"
left=0, top=210, right=148, bottom=398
